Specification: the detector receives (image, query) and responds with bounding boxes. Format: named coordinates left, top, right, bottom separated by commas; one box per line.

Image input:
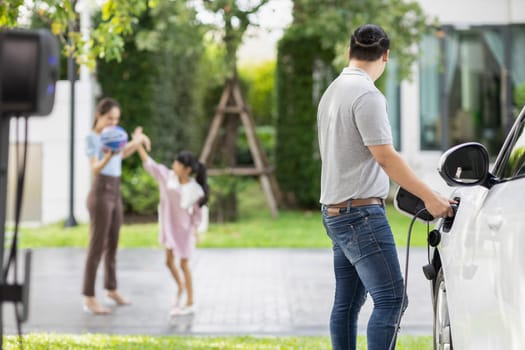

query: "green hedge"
left=97, top=41, right=156, bottom=170
left=120, top=167, right=159, bottom=215
left=276, top=34, right=334, bottom=208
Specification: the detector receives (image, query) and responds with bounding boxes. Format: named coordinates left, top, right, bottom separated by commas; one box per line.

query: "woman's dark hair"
left=92, top=97, right=121, bottom=129
left=349, top=24, right=390, bottom=61
left=176, top=150, right=209, bottom=207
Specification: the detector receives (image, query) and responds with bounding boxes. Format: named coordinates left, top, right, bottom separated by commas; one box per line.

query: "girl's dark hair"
left=176, top=150, right=209, bottom=207
left=92, top=97, right=121, bottom=129
left=349, top=24, right=390, bottom=61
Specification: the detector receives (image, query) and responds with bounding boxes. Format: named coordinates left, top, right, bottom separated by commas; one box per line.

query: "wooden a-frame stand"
left=199, top=78, right=281, bottom=218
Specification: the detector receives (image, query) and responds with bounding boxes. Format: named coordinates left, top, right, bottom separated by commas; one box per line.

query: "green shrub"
left=121, top=167, right=159, bottom=215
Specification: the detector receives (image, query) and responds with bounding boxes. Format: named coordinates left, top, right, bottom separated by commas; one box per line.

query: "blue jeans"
left=322, top=202, right=407, bottom=350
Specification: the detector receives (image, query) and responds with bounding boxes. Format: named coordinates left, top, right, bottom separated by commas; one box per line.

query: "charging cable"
left=388, top=207, right=431, bottom=350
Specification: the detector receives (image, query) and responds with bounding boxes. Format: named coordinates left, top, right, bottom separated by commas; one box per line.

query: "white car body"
left=431, top=106, right=525, bottom=350
left=441, top=184, right=525, bottom=349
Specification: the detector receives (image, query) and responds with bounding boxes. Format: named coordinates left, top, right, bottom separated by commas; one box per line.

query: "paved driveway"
left=4, top=248, right=432, bottom=336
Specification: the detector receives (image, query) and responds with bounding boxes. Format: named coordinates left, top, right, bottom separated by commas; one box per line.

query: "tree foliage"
left=287, top=0, right=430, bottom=79
left=136, top=0, right=207, bottom=163
left=202, top=0, right=269, bottom=76
left=0, top=0, right=152, bottom=68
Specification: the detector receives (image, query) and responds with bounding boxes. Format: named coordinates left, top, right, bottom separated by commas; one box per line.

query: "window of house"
left=419, top=27, right=509, bottom=155
left=511, top=25, right=525, bottom=108
left=448, top=29, right=504, bottom=155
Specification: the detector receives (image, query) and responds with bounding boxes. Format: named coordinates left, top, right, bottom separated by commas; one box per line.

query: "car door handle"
left=486, top=216, right=503, bottom=231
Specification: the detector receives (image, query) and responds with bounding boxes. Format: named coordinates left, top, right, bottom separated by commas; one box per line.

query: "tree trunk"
left=211, top=114, right=240, bottom=222
left=210, top=190, right=238, bottom=223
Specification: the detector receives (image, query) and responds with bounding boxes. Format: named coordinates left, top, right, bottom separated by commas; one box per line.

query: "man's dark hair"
left=349, top=24, right=390, bottom=61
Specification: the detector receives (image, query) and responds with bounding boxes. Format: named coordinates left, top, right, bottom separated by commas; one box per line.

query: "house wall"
left=418, top=0, right=525, bottom=25
left=7, top=80, right=93, bottom=225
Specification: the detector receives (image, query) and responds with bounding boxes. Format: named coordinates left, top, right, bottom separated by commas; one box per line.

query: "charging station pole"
left=64, top=1, right=78, bottom=228
left=64, top=42, right=78, bottom=227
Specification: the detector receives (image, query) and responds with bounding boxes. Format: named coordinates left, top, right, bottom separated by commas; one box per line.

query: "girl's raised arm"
left=122, top=127, right=151, bottom=159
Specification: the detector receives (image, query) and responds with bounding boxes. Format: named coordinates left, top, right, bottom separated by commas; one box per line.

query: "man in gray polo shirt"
left=317, top=24, right=453, bottom=350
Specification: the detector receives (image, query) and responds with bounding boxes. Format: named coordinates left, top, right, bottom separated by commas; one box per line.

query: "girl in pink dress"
left=137, top=145, right=209, bottom=315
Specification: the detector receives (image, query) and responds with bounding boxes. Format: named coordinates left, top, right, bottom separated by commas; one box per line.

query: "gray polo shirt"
left=317, top=67, right=392, bottom=204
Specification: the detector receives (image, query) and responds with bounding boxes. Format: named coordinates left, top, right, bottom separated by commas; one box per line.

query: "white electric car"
left=430, top=105, right=525, bottom=350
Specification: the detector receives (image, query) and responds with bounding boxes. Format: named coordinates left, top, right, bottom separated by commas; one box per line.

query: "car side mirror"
left=438, top=142, right=490, bottom=187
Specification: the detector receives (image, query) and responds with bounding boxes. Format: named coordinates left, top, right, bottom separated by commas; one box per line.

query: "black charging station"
left=0, top=28, right=59, bottom=348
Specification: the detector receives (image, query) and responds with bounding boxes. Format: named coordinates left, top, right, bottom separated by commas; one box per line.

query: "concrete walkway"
left=4, top=248, right=433, bottom=336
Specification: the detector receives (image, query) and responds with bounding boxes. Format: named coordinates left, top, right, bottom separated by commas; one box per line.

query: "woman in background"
left=83, top=97, right=149, bottom=315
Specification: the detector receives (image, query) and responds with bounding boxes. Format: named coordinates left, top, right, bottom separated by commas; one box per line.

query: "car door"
left=440, top=110, right=525, bottom=350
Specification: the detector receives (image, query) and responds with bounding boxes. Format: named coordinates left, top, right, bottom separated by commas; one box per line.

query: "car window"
left=497, top=119, right=525, bottom=179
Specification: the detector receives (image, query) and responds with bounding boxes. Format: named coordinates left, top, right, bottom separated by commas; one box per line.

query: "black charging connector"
left=427, top=201, right=459, bottom=246
left=423, top=202, right=459, bottom=281
left=394, top=187, right=435, bottom=222
left=442, top=201, right=459, bottom=232
left=422, top=263, right=437, bottom=281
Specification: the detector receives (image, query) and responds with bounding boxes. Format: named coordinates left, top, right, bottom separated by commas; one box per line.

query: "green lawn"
left=16, top=181, right=432, bottom=249
left=4, top=334, right=433, bottom=349
left=16, top=204, right=430, bottom=249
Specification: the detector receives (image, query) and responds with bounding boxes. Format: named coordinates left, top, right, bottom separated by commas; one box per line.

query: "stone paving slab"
left=3, top=248, right=433, bottom=336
